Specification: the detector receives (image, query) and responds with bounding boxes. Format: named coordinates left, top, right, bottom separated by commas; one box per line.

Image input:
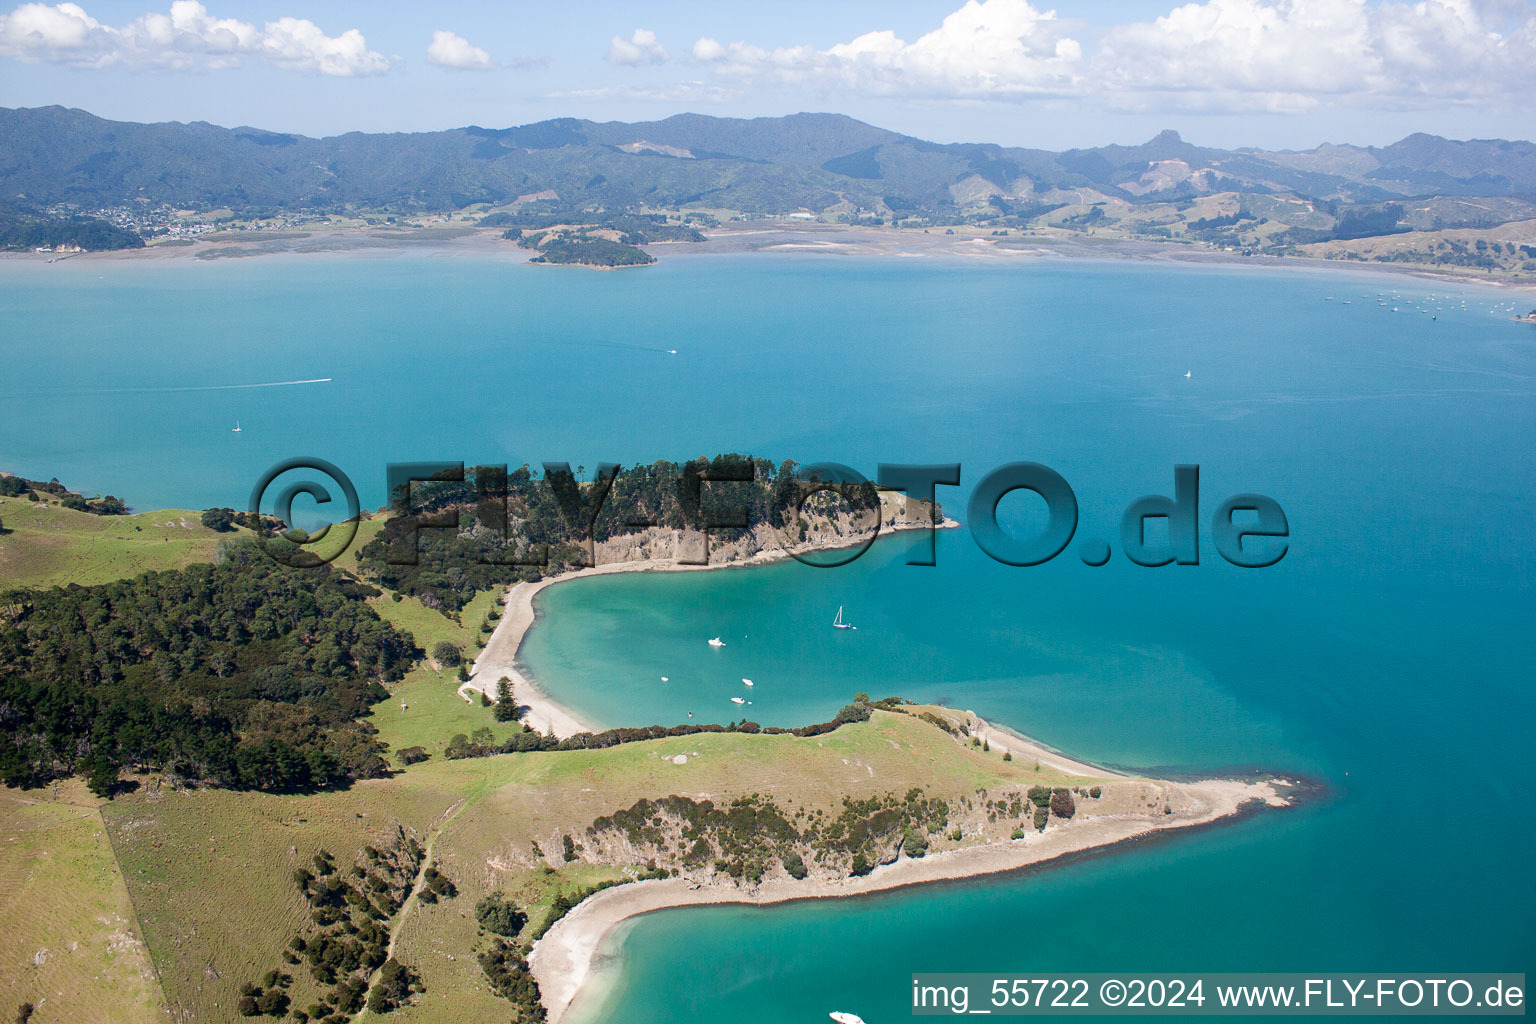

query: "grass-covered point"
left=1, top=471, right=128, bottom=514
left=0, top=543, right=419, bottom=793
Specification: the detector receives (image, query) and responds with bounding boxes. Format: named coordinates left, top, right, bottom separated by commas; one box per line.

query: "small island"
left=493, top=212, right=710, bottom=268
left=526, top=235, right=655, bottom=267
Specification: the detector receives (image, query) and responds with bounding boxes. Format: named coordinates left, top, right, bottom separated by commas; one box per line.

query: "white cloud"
left=681, top=0, right=1534, bottom=112
left=0, top=0, right=391, bottom=75
left=606, top=27, right=667, bottom=66
left=1094, top=0, right=1536, bottom=112
left=426, top=28, right=492, bottom=70
left=690, top=36, right=726, bottom=62
left=689, top=0, right=1084, bottom=98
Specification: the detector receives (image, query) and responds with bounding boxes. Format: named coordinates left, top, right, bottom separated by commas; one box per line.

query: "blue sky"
left=2, top=0, right=1532, bottom=149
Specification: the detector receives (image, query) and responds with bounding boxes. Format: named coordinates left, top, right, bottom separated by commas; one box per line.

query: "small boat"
left=708, top=637, right=726, bottom=648
left=660, top=676, right=669, bottom=682
left=231, top=420, right=242, bottom=433
left=830, top=1014, right=866, bottom=1024
left=833, top=606, right=856, bottom=630
left=742, top=678, right=753, bottom=687
left=730, top=696, right=746, bottom=705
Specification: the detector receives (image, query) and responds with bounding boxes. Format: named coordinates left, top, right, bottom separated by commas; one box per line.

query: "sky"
left=1, top=0, right=1532, bottom=151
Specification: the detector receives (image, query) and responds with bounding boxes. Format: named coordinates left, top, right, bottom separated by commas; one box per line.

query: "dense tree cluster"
left=474, top=891, right=528, bottom=937
left=587, top=773, right=951, bottom=884
left=478, top=940, right=546, bottom=1021
left=364, top=960, right=422, bottom=1015
left=0, top=207, right=144, bottom=251
left=527, top=235, right=656, bottom=266
left=0, top=543, right=418, bottom=792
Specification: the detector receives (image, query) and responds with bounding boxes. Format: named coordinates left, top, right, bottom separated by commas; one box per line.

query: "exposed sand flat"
left=13, top=221, right=1530, bottom=291
left=532, top=778, right=1291, bottom=1023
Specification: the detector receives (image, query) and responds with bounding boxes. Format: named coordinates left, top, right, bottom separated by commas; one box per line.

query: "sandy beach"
left=532, top=777, right=1291, bottom=1023
left=452, top=498, right=1294, bottom=1024
left=463, top=502, right=960, bottom=737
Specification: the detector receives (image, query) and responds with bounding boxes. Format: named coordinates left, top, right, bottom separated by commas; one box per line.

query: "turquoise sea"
left=2, top=251, right=1532, bottom=1020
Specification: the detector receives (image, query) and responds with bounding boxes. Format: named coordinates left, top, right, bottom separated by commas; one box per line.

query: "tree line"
left=354, top=456, right=878, bottom=612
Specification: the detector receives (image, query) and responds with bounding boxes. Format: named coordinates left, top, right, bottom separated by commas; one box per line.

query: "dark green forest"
left=0, top=544, right=418, bottom=794
left=0, top=206, right=143, bottom=251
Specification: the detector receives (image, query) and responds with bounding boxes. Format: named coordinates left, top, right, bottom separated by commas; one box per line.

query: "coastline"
left=463, top=509, right=961, bottom=737
left=9, top=222, right=1532, bottom=294
left=532, top=776, right=1292, bottom=1024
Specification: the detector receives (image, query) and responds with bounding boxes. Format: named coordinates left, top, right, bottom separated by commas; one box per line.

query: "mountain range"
left=2, top=106, right=1534, bottom=223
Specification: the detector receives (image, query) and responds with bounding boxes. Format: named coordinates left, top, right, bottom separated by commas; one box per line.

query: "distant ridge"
left=2, top=105, right=1534, bottom=217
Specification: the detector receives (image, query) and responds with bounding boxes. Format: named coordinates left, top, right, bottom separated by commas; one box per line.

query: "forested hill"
left=3, top=104, right=1534, bottom=217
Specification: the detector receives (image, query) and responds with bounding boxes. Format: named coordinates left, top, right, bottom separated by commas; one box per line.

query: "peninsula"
left=0, top=468, right=1297, bottom=1024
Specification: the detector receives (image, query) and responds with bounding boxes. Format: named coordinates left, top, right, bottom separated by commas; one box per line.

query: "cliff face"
left=588, top=491, right=945, bottom=568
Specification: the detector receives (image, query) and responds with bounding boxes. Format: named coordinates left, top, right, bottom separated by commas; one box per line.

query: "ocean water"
left=2, top=251, right=1532, bottom=1019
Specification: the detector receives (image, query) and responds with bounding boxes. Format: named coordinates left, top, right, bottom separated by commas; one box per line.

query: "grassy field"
left=0, top=500, right=239, bottom=589
left=0, top=782, right=166, bottom=1024
left=365, top=586, right=523, bottom=759
left=371, top=710, right=1077, bottom=1023
left=90, top=710, right=1086, bottom=1023
left=1, top=502, right=1124, bottom=1024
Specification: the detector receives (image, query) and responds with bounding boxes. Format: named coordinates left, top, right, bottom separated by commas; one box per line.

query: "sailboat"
left=1183, top=370, right=1191, bottom=379
left=708, top=637, right=726, bottom=648
left=231, top=420, right=242, bottom=433
left=833, top=606, right=856, bottom=630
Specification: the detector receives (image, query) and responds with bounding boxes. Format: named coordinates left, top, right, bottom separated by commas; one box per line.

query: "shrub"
left=1027, top=785, right=1052, bottom=808
left=200, top=508, right=236, bottom=532
left=902, top=826, right=929, bottom=858
left=1033, top=807, right=1049, bottom=831
left=474, top=892, right=528, bottom=937
left=1089, top=786, right=1102, bottom=799
left=781, top=850, right=808, bottom=879
left=1010, top=826, right=1025, bottom=840
left=1049, top=788, right=1076, bottom=819
left=431, top=641, right=461, bottom=667
left=396, top=746, right=429, bottom=765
